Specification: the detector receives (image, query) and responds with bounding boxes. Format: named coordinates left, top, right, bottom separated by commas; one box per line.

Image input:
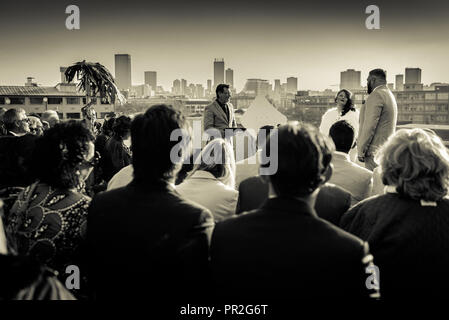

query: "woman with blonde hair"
left=177, top=138, right=238, bottom=222
left=341, top=128, right=449, bottom=299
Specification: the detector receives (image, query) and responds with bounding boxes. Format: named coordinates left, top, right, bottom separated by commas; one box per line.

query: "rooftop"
left=0, top=84, right=84, bottom=97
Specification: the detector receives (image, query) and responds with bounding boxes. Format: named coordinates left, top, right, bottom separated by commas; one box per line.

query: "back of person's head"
left=131, top=104, right=191, bottom=184
left=102, top=116, right=116, bottom=137
left=329, top=120, right=354, bottom=154
left=41, top=110, right=60, bottom=128
left=263, top=122, right=335, bottom=197
left=376, top=128, right=449, bottom=202
left=190, top=138, right=236, bottom=188
left=369, top=68, right=387, bottom=81
left=30, top=120, right=95, bottom=189
left=215, top=83, right=230, bottom=98
left=3, top=108, right=26, bottom=131
left=0, top=107, right=7, bottom=120
left=112, top=115, right=131, bottom=140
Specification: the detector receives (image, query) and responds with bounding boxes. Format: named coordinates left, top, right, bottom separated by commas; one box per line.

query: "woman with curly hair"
left=102, top=115, right=132, bottom=182
left=340, top=128, right=449, bottom=298
left=5, top=121, right=96, bottom=288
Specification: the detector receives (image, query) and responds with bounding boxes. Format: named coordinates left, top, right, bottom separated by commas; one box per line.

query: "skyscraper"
left=274, top=79, right=281, bottom=94
left=225, top=68, right=234, bottom=87
left=340, top=69, right=361, bottom=91
left=405, top=68, right=422, bottom=84
left=214, top=58, right=225, bottom=88
left=395, top=74, right=404, bottom=91
left=181, top=79, right=187, bottom=95
left=286, top=77, right=298, bottom=94
left=115, top=54, right=132, bottom=91
left=172, top=79, right=181, bottom=95
left=144, top=71, right=157, bottom=91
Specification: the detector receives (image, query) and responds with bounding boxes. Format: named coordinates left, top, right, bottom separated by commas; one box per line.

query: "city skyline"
left=1, top=0, right=449, bottom=91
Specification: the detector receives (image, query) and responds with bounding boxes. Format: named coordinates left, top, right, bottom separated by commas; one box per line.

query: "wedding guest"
left=28, top=116, right=44, bottom=136
left=177, top=139, right=238, bottom=222
left=235, top=125, right=274, bottom=188
left=41, top=110, right=60, bottom=128
left=5, top=121, right=95, bottom=286
left=87, top=104, right=214, bottom=300
left=2, top=108, right=30, bottom=136
left=341, top=128, right=449, bottom=298
left=211, top=122, right=378, bottom=300
left=328, top=120, right=373, bottom=205
left=102, top=115, right=132, bottom=182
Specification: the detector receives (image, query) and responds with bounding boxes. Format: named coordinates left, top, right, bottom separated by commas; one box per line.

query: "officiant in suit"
left=203, top=84, right=236, bottom=141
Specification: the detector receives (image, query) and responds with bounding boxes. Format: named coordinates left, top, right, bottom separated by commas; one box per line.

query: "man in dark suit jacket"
left=211, top=122, right=379, bottom=300
left=87, top=104, right=214, bottom=301
left=203, top=84, right=236, bottom=140
left=237, top=177, right=352, bottom=226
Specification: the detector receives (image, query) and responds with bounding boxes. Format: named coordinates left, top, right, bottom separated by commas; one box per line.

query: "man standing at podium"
left=203, top=84, right=236, bottom=140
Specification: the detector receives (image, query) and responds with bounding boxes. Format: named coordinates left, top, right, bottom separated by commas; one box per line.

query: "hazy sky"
left=1, top=0, right=449, bottom=91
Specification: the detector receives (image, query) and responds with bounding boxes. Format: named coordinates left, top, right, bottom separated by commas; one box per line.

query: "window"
left=425, top=93, right=436, bottom=100
left=82, top=97, right=97, bottom=104
left=438, top=93, right=449, bottom=100
left=426, top=105, right=436, bottom=112
left=30, top=97, right=43, bottom=104
left=48, top=97, right=63, bottom=104
left=0, top=97, right=5, bottom=104
left=66, top=112, right=81, bottom=119
left=66, top=97, right=80, bottom=104
left=9, top=97, right=25, bottom=104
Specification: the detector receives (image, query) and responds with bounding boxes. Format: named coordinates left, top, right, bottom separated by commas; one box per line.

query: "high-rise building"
left=340, top=69, right=361, bottom=91
left=172, top=79, right=181, bottom=95
left=115, top=54, right=132, bottom=91
left=395, top=74, right=404, bottom=91
left=181, top=79, right=187, bottom=95
left=243, top=79, right=270, bottom=96
left=287, top=77, right=298, bottom=94
left=225, top=68, right=234, bottom=87
left=207, top=79, right=212, bottom=92
left=196, top=84, right=205, bottom=98
left=274, top=79, right=281, bottom=94
left=405, top=68, right=422, bottom=84
left=214, top=58, right=225, bottom=88
left=144, top=71, right=157, bottom=91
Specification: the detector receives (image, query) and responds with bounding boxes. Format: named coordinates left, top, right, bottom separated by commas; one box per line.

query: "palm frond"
left=65, top=61, right=126, bottom=105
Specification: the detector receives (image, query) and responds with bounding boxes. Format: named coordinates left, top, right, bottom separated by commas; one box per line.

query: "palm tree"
left=64, top=60, right=126, bottom=107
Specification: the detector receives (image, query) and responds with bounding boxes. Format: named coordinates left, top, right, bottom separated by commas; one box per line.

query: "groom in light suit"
left=203, top=84, right=236, bottom=141
left=358, top=69, right=397, bottom=170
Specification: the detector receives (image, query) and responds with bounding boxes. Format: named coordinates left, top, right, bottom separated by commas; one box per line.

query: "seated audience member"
left=102, top=115, right=132, bottom=182
left=0, top=107, right=7, bottom=136
left=87, top=104, right=214, bottom=300
left=177, top=139, right=238, bottom=222
left=2, top=108, right=30, bottom=136
left=341, top=128, right=449, bottom=299
left=0, top=134, right=38, bottom=221
left=5, top=121, right=95, bottom=290
left=41, top=110, right=60, bottom=128
left=328, top=120, right=373, bottom=205
left=0, top=208, right=75, bottom=300
left=236, top=125, right=353, bottom=225
left=211, top=122, right=378, bottom=300
left=235, top=125, right=274, bottom=187
left=94, top=116, right=116, bottom=188
left=28, top=116, right=44, bottom=136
